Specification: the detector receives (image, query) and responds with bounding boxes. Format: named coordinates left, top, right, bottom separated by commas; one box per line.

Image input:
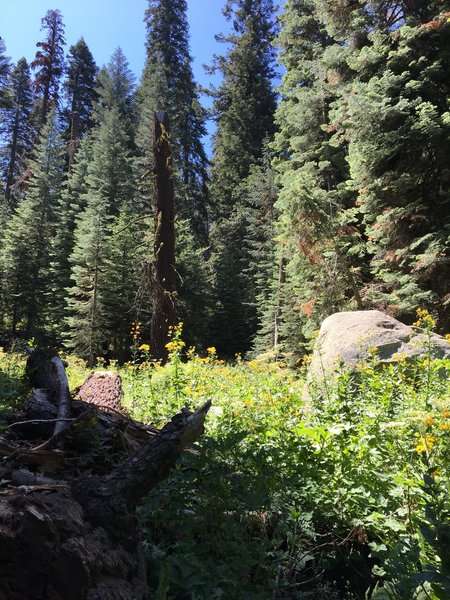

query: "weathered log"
left=22, top=350, right=73, bottom=441
left=0, top=349, right=211, bottom=599
left=51, top=356, right=72, bottom=436
left=72, top=401, right=211, bottom=521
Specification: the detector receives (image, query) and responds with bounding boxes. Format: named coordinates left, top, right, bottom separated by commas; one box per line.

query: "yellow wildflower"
left=442, top=410, right=450, bottom=419
left=438, top=423, right=450, bottom=431
left=207, top=346, right=217, bottom=355
left=424, top=416, right=435, bottom=427
left=168, top=322, right=183, bottom=336
left=130, top=321, right=142, bottom=340
left=415, top=434, right=437, bottom=454
left=196, top=356, right=210, bottom=364
left=165, top=339, right=185, bottom=353
left=139, top=343, right=150, bottom=352
left=413, top=307, right=435, bottom=329
left=420, top=358, right=432, bottom=368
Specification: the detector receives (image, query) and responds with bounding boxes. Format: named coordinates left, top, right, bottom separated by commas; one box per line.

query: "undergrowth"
left=0, top=313, right=449, bottom=599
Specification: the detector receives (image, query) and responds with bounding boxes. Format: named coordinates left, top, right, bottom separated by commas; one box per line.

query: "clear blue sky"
left=0, top=0, right=228, bottom=86
left=0, top=0, right=231, bottom=118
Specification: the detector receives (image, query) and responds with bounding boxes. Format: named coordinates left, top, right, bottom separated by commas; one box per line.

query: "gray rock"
left=304, top=310, right=450, bottom=400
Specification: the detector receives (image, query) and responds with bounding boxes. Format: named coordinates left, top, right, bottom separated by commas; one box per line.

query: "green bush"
left=1, top=318, right=449, bottom=599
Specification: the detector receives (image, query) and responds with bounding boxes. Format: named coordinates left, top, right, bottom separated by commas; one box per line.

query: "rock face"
left=304, top=310, right=450, bottom=400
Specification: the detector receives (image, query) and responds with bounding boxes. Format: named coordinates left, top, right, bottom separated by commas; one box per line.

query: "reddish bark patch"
left=76, top=372, right=123, bottom=412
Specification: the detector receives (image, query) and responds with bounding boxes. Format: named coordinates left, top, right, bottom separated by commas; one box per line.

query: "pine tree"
left=102, top=205, right=145, bottom=361
left=209, top=0, right=278, bottom=355
left=94, top=47, right=136, bottom=145
left=63, top=38, right=98, bottom=164
left=65, top=190, right=111, bottom=364
left=272, top=0, right=369, bottom=351
left=50, top=134, right=93, bottom=332
left=175, top=218, right=213, bottom=349
left=0, top=58, right=34, bottom=209
left=31, top=9, right=66, bottom=127
left=0, top=38, right=11, bottom=110
left=137, top=0, right=211, bottom=351
left=65, top=106, right=134, bottom=361
left=241, top=155, right=280, bottom=355
left=0, top=108, right=65, bottom=338
left=344, top=10, right=450, bottom=328
left=271, top=0, right=450, bottom=357
left=210, top=0, right=278, bottom=209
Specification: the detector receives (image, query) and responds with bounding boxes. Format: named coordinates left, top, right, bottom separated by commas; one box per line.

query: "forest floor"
left=1, top=334, right=449, bottom=599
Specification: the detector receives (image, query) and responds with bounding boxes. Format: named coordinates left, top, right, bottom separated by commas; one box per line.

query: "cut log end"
left=1, top=347, right=212, bottom=599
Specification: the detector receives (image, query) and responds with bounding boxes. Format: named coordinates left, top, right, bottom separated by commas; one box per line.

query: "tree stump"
left=0, top=349, right=210, bottom=599
left=76, top=371, right=123, bottom=412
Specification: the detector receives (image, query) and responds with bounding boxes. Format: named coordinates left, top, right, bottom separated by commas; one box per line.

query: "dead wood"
left=75, top=370, right=123, bottom=412
left=150, top=110, right=177, bottom=363
left=72, top=400, right=211, bottom=522
left=51, top=355, right=72, bottom=436
left=0, top=348, right=211, bottom=599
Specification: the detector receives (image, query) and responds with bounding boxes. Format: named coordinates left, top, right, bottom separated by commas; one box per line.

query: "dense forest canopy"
left=1, top=4, right=450, bottom=600
left=0, top=0, right=448, bottom=362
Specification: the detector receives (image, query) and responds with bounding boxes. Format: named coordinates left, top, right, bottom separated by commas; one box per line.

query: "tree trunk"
left=0, top=349, right=210, bottom=599
left=150, top=111, right=177, bottom=363
left=67, top=110, right=80, bottom=170
left=4, top=108, right=20, bottom=207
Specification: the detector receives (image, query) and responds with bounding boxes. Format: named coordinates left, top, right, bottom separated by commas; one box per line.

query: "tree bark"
left=150, top=110, right=177, bottom=363
left=67, top=110, right=80, bottom=170
left=4, top=108, right=20, bottom=207
left=0, top=349, right=210, bottom=599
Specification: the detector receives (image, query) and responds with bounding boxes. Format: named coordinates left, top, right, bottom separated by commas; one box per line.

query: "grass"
left=1, top=320, right=449, bottom=599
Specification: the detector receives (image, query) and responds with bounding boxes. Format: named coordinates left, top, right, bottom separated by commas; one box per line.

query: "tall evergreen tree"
left=0, top=108, right=65, bottom=338
left=63, top=38, right=98, bottom=164
left=272, top=0, right=450, bottom=357
left=136, top=0, right=211, bottom=351
left=31, top=9, right=66, bottom=127
left=102, top=204, right=144, bottom=361
left=210, top=0, right=278, bottom=210
left=94, top=47, right=136, bottom=144
left=49, top=134, right=93, bottom=332
left=65, top=107, right=135, bottom=361
left=273, top=0, right=367, bottom=350
left=344, top=11, right=450, bottom=328
left=242, top=155, right=280, bottom=355
left=0, top=58, right=34, bottom=209
left=0, top=38, right=11, bottom=110
left=209, top=0, right=278, bottom=355
left=65, top=189, right=110, bottom=364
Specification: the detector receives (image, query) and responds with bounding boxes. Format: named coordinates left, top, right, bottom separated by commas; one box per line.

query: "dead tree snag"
left=150, top=110, right=177, bottom=363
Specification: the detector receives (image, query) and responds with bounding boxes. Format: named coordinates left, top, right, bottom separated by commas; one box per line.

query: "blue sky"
left=0, top=0, right=228, bottom=95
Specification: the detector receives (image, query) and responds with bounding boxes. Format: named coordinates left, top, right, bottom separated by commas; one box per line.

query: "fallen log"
left=0, top=349, right=211, bottom=599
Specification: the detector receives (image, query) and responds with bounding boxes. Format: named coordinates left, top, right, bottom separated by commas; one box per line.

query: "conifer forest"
left=0, top=2, right=450, bottom=599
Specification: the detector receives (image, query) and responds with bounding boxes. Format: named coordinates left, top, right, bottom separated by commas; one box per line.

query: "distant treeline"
left=0, top=0, right=448, bottom=363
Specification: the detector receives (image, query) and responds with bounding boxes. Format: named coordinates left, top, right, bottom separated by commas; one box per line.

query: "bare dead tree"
left=150, top=111, right=177, bottom=362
